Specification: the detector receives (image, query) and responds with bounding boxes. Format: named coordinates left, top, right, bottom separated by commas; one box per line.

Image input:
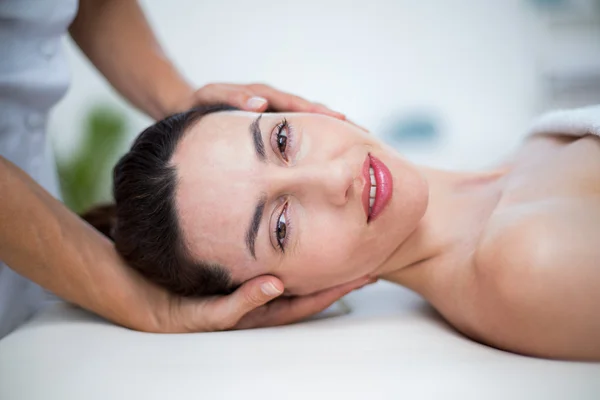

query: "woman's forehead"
left=170, top=111, right=267, bottom=277
left=173, top=111, right=257, bottom=176
left=176, top=111, right=254, bottom=151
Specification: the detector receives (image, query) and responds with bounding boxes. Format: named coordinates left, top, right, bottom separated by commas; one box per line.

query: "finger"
left=193, top=83, right=268, bottom=111
left=201, top=275, right=283, bottom=330
left=271, top=277, right=374, bottom=325
left=312, top=103, right=346, bottom=120
left=247, top=84, right=325, bottom=114
left=235, top=276, right=373, bottom=329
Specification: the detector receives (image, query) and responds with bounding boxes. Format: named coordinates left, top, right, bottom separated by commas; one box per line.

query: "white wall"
left=49, top=0, right=579, bottom=170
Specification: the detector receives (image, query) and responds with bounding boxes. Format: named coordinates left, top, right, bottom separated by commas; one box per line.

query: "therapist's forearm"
left=69, top=0, right=194, bottom=120
left=0, top=156, right=160, bottom=330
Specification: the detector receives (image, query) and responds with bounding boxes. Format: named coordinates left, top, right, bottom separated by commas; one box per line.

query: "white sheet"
left=1, top=282, right=599, bottom=400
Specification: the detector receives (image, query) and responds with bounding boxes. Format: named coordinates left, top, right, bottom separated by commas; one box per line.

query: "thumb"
left=242, top=95, right=269, bottom=112
left=208, top=275, right=284, bottom=330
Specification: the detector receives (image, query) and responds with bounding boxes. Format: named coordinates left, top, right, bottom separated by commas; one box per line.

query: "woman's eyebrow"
left=250, top=114, right=266, bottom=162
left=245, top=193, right=267, bottom=260
left=245, top=114, right=279, bottom=259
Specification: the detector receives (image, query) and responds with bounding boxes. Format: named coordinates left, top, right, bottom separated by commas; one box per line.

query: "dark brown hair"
left=81, top=105, right=236, bottom=297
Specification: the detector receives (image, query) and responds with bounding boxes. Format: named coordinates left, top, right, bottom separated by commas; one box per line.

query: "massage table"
left=1, top=281, right=599, bottom=399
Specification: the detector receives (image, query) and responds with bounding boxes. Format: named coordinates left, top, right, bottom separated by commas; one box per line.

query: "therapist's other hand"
left=163, top=275, right=374, bottom=332
left=177, top=83, right=346, bottom=120
left=232, top=276, right=375, bottom=330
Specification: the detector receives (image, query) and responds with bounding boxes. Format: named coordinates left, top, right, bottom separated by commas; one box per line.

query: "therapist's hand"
left=175, top=82, right=346, bottom=120
left=159, top=275, right=374, bottom=332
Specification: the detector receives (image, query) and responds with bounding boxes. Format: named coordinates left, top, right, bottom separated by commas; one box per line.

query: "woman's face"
left=172, top=111, right=428, bottom=295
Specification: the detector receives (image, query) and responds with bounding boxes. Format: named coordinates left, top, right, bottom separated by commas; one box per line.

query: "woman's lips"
left=369, top=155, right=393, bottom=222
left=361, top=154, right=393, bottom=223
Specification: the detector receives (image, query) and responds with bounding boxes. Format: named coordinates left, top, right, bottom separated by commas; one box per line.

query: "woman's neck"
left=374, top=163, right=508, bottom=296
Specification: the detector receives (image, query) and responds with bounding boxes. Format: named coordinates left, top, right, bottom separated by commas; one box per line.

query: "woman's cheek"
left=320, top=242, right=356, bottom=274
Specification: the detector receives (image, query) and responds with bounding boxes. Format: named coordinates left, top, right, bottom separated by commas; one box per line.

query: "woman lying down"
left=83, top=104, right=600, bottom=361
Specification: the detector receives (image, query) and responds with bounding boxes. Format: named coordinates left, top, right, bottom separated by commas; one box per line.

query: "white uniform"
left=0, top=0, right=78, bottom=338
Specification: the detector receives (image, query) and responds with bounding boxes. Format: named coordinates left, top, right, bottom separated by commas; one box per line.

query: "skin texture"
left=174, top=111, right=600, bottom=360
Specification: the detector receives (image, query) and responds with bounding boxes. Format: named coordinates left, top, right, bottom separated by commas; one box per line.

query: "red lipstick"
left=369, top=154, right=393, bottom=222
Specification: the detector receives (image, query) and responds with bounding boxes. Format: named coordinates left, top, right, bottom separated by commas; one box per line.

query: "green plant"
left=56, top=105, right=127, bottom=213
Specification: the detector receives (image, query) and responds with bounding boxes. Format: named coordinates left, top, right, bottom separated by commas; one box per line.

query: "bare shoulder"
left=439, top=133, right=600, bottom=359
left=467, top=197, right=600, bottom=360
left=477, top=197, right=600, bottom=278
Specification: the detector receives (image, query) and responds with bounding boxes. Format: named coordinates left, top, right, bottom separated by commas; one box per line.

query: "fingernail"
left=246, top=96, right=267, bottom=110
left=261, top=282, right=282, bottom=297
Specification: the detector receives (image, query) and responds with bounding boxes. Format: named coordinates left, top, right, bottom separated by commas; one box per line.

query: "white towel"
left=529, top=104, right=600, bottom=139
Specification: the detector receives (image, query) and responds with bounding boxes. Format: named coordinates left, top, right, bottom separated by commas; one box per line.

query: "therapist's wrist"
left=148, top=77, right=196, bottom=121
left=99, top=273, right=171, bottom=333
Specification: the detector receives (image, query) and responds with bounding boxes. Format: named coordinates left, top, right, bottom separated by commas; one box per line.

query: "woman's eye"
left=276, top=120, right=288, bottom=160
left=276, top=206, right=287, bottom=251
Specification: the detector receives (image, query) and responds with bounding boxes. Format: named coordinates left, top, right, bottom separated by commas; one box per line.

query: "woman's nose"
left=271, top=160, right=354, bottom=206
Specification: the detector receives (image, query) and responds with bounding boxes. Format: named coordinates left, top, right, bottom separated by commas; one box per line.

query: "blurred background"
left=50, top=0, right=600, bottom=212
